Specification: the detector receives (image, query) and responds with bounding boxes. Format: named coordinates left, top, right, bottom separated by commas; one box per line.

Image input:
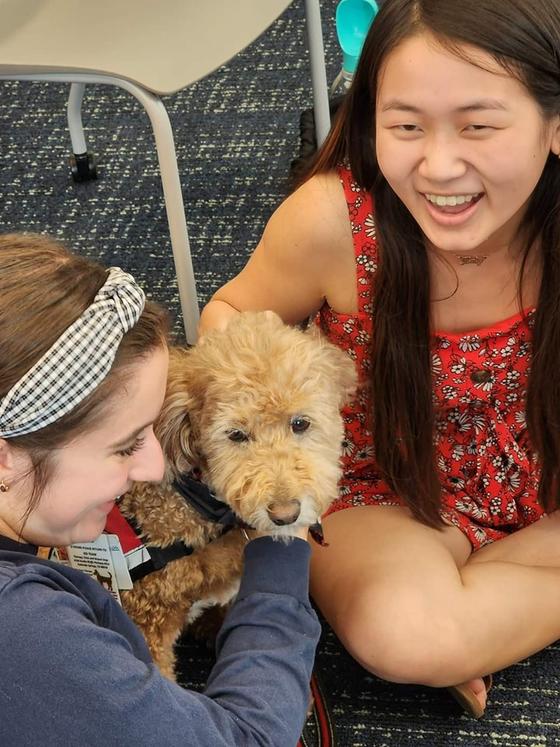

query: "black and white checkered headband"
left=0, top=267, right=145, bottom=438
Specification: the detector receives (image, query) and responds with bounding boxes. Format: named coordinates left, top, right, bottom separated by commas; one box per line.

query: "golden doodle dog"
left=118, top=311, right=357, bottom=679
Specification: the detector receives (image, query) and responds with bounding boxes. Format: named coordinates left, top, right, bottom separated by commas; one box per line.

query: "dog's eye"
left=227, top=429, right=249, bottom=443
left=290, top=416, right=311, bottom=434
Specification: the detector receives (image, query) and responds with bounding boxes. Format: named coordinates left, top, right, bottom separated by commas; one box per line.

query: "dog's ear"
left=155, top=347, right=204, bottom=477
left=306, top=330, right=358, bottom=408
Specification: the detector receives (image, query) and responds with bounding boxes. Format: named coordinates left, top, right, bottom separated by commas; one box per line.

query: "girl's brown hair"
left=0, top=233, right=168, bottom=517
left=305, top=0, right=560, bottom=526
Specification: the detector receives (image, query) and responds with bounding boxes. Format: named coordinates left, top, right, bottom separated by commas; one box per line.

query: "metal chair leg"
left=304, top=0, right=331, bottom=146
left=124, top=84, right=200, bottom=344
left=67, top=83, right=97, bottom=182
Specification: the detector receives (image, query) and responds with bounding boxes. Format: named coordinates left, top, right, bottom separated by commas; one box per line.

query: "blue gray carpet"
left=1, top=1, right=559, bottom=744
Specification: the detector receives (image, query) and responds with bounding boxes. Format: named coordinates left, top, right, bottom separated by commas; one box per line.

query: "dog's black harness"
left=120, top=473, right=241, bottom=582
left=172, top=473, right=240, bottom=528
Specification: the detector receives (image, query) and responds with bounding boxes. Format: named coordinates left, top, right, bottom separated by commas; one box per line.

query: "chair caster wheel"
left=70, top=152, right=97, bottom=182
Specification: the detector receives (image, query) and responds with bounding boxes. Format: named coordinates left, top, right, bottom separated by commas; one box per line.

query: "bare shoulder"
left=262, top=171, right=355, bottom=315
left=205, top=170, right=356, bottom=325
left=269, top=171, right=351, bottom=259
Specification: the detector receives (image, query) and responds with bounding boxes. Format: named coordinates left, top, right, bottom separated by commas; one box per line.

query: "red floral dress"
left=314, top=165, right=544, bottom=549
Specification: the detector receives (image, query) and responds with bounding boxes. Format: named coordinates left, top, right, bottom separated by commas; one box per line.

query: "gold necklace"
left=455, top=255, right=488, bottom=266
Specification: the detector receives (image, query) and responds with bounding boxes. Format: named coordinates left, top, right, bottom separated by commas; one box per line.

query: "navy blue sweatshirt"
left=0, top=535, right=320, bottom=746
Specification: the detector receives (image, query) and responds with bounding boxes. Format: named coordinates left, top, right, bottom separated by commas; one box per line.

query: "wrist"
left=239, top=535, right=312, bottom=603
left=245, top=526, right=309, bottom=542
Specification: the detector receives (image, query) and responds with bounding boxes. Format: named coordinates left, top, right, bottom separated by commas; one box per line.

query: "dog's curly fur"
left=119, top=311, right=357, bottom=679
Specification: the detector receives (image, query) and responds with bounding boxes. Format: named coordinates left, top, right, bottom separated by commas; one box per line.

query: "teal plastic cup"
left=335, top=0, right=378, bottom=74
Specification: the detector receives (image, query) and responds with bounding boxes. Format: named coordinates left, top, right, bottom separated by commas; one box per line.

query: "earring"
left=0, top=480, right=8, bottom=493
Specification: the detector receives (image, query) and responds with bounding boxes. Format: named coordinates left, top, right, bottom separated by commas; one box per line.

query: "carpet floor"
left=1, top=1, right=559, bottom=744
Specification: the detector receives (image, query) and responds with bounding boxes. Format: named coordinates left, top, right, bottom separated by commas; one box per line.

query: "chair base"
left=70, top=151, right=97, bottom=183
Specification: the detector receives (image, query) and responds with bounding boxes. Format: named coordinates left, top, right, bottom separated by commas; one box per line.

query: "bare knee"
left=334, top=587, right=471, bottom=687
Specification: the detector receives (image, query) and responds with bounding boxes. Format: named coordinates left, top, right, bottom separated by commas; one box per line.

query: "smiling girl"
left=200, top=0, right=560, bottom=718
left=0, top=234, right=320, bottom=744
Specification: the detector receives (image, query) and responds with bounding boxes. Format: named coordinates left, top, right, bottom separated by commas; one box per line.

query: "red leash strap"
left=297, top=671, right=335, bottom=747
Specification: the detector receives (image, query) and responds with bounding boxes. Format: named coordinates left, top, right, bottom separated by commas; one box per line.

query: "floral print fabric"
left=314, top=165, right=544, bottom=549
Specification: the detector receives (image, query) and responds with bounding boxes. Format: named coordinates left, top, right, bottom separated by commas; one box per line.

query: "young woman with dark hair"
left=200, top=0, right=560, bottom=718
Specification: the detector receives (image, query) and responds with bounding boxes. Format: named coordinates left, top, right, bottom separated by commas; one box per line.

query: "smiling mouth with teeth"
left=425, top=193, right=482, bottom=207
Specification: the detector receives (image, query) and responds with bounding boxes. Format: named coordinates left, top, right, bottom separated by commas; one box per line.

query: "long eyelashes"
left=117, top=436, right=146, bottom=457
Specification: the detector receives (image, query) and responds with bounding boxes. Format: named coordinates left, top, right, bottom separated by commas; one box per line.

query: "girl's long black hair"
left=304, top=0, right=560, bottom=525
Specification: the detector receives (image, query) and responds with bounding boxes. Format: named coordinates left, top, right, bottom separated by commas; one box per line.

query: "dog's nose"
left=267, top=499, right=301, bottom=526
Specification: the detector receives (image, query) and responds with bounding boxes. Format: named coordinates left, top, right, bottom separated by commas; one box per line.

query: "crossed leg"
left=310, top=505, right=560, bottom=711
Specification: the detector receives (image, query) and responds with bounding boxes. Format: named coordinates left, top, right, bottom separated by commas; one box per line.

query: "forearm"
left=1, top=544, right=320, bottom=747
left=204, top=537, right=321, bottom=746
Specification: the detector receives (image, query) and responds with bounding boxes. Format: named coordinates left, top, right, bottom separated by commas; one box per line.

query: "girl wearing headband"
left=0, top=233, right=319, bottom=744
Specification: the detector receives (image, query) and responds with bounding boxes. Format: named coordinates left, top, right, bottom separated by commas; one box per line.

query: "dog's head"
left=157, top=312, right=357, bottom=537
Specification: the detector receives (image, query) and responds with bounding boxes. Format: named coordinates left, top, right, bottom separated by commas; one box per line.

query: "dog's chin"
left=263, top=530, right=305, bottom=544
left=247, top=500, right=323, bottom=542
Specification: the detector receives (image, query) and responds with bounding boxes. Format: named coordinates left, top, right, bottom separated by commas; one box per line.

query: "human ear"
left=0, top=440, right=17, bottom=492
left=0, top=439, right=28, bottom=481
left=549, top=114, right=560, bottom=157
left=0, top=439, right=14, bottom=473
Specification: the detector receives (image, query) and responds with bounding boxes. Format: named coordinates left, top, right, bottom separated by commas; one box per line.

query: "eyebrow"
left=380, top=98, right=509, bottom=113
left=109, top=421, right=153, bottom=450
